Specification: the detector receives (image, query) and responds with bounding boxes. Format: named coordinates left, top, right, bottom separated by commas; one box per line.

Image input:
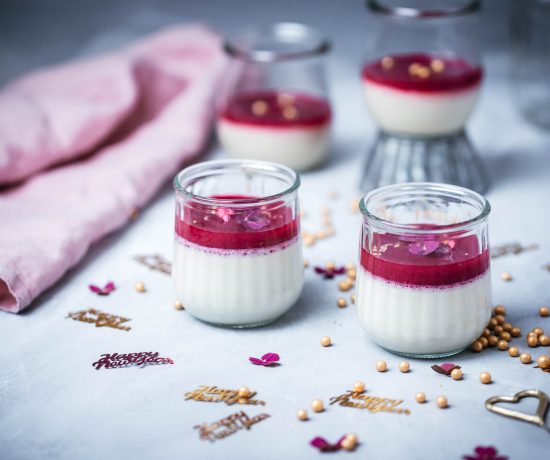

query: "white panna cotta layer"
left=363, top=81, right=480, bottom=136
left=172, top=236, right=304, bottom=326
left=217, top=119, right=330, bottom=171
left=356, top=268, right=492, bottom=356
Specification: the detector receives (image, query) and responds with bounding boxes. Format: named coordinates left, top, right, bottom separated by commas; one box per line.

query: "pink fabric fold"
left=0, top=24, right=225, bottom=313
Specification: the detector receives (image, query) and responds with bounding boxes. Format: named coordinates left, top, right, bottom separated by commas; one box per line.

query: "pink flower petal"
left=311, top=437, right=330, bottom=449
left=89, top=285, right=102, bottom=294
left=249, top=357, right=265, bottom=365
left=104, top=281, right=116, bottom=292
left=261, top=353, right=280, bottom=363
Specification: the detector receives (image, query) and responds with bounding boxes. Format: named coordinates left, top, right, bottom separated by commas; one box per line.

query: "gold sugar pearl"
left=472, top=341, right=483, bottom=352
left=297, top=409, right=308, bottom=421
left=350, top=198, right=360, bottom=213
left=283, top=106, right=298, bottom=120
left=238, top=386, right=252, bottom=398
left=493, top=325, right=504, bottom=335
left=381, top=56, right=394, bottom=70
left=536, top=355, right=550, bottom=369
left=520, top=352, right=532, bottom=364
left=353, top=381, right=365, bottom=393
left=345, top=262, right=356, bottom=270
left=303, top=259, right=309, bottom=268
left=497, top=340, right=509, bottom=351
left=503, top=322, right=513, bottom=332
left=399, top=361, right=410, bottom=373
left=479, top=372, right=492, bottom=384
left=173, top=300, right=184, bottom=310
left=337, top=298, right=348, bottom=308
left=277, top=93, right=294, bottom=106
left=540, top=306, right=550, bottom=317
left=508, top=346, right=519, bottom=357
left=478, top=337, right=488, bottom=348
left=488, top=336, right=499, bottom=347
left=135, top=282, right=146, bottom=293
left=345, top=433, right=358, bottom=445
left=251, top=100, right=268, bottom=116
left=495, top=315, right=505, bottom=325
left=511, top=327, right=521, bottom=337
left=494, top=305, right=506, bottom=316
left=416, top=67, right=430, bottom=79
left=376, top=360, right=388, bottom=372
left=341, top=438, right=356, bottom=452
left=311, top=399, right=324, bottom=413
left=351, top=294, right=356, bottom=305
left=501, top=271, right=513, bottom=281
left=539, top=335, right=550, bottom=346
left=431, top=58, right=445, bottom=73
left=338, top=281, right=353, bottom=292
left=320, top=336, right=332, bottom=347
left=527, top=335, right=539, bottom=347
left=533, top=327, right=544, bottom=336
left=482, top=328, right=491, bottom=338
left=325, top=261, right=336, bottom=270
left=488, top=318, right=498, bottom=329
left=451, top=368, right=463, bottom=381
left=436, top=395, right=448, bottom=409
left=408, top=63, right=422, bottom=75
left=500, top=331, right=511, bottom=342
left=347, top=268, right=357, bottom=280
left=415, top=392, right=426, bottom=403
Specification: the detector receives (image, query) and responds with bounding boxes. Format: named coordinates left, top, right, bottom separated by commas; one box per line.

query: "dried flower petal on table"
left=88, top=281, right=116, bottom=296
left=463, top=446, right=508, bottom=460
left=432, top=363, right=461, bottom=376
left=314, top=265, right=346, bottom=279
left=249, top=353, right=280, bottom=366
left=310, top=436, right=347, bottom=453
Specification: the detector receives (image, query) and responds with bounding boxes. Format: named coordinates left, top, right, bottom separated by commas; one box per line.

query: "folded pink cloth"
left=0, top=24, right=225, bottom=313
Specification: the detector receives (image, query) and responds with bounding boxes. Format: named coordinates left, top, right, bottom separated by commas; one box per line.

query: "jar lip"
left=173, top=159, right=300, bottom=207
left=359, top=182, right=491, bottom=235
left=224, top=22, right=330, bottom=63
left=366, top=0, right=481, bottom=18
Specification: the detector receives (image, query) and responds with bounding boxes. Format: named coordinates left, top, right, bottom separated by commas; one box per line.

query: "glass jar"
left=173, top=159, right=303, bottom=327
left=356, top=182, right=491, bottom=358
left=362, top=0, right=483, bottom=136
left=217, top=22, right=332, bottom=171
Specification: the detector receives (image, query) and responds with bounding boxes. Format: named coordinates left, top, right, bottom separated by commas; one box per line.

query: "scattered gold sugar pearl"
left=135, top=282, right=146, bottom=292
left=527, top=335, right=539, bottom=347
left=346, top=261, right=356, bottom=270
left=173, top=300, right=184, bottom=310
left=325, top=260, right=336, bottom=270
left=472, top=340, right=483, bottom=352
left=451, top=368, right=463, bottom=380
left=494, top=305, right=506, bottom=315
left=277, top=93, right=294, bottom=106
left=311, top=399, right=324, bottom=413
left=488, top=336, right=499, bottom=347
left=320, top=336, right=332, bottom=347
left=540, top=306, right=550, bottom=317
left=297, top=409, right=308, bottom=421
left=409, top=63, right=422, bottom=75
left=495, top=314, right=505, bottom=325
left=353, top=381, right=365, bottom=393
left=500, top=331, right=511, bottom=342
left=251, top=100, right=268, bottom=116
left=337, top=298, right=347, bottom=308
left=376, top=360, right=388, bottom=372
left=381, top=56, right=394, bottom=69
left=511, top=327, right=521, bottom=337
left=415, top=392, right=426, bottom=403
left=350, top=197, right=360, bottom=213
left=482, top=328, right=491, bottom=338
left=431, top=59, right=445, bottom=73
left=338, top=280, right=353, bottom=292
left=539, top=335, right=550, bottom=346
left=503, top=322, right=513, bottom=332
left=501, top=271, right=513, bottom=281
left=497, top=340, right=509, bottom=351
left=479, top=372, right=492, bottom=384
left=488, top=318, right=498, bottom=329
left=478, top=337, right=488, bottom=348
left=536, top=355, right=550, bottom=369
left=533, top=327, right=544, bottom=336
left=238, top=386, right=252, bottom=398
left=416, top=67, right=431, bottom=79
left=436, top=395, right=448, bottom=409
left=341, top=433, right=358, bottom=451
left=399, top=361, right=410, bottom=373
left=303, top=259, right=309, bottom=268
left=493, top=325, right=504, bottom=335
left=520, top=352, right=532, bottom=364
left=351, top=293, right=356, bottom=304
left=347, top=268, right=357, bottom=280
left=508, top=346, right=519, bottom=357
left=283, top=106, right=298, bottom=120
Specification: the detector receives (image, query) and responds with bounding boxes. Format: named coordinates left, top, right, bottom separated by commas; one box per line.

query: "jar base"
left=193, top=315, right=281, bottom=329
left=380, top=344, right=467, bottom=360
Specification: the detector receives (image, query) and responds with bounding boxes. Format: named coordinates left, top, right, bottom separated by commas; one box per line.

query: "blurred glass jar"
left=217, top=23, right=332, bottom=171
left=512, top=0, right=550, bottom=129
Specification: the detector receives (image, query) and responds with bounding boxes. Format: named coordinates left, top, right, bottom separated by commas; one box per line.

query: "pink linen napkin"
left=0, top=24, right=225, bottom=313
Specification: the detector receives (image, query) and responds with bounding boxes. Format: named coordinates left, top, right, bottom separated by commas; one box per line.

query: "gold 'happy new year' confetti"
left=195, top=410, right=270, bottom=442
left=67, top=308, right=131, bottom=331
left=184, top=385, right=265, bottom=406
left=134, top=254, right=172, bottom=275
left=329, top=389, right=410, bottom=414
left=490, top=242, right=538, bottom=259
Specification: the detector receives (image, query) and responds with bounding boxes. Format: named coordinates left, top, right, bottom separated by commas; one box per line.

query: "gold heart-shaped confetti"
left=485, top=389, right=549, bottom=431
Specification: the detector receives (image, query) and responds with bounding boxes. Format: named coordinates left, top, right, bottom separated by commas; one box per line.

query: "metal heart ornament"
left=485, top=389, right=549, bottom=431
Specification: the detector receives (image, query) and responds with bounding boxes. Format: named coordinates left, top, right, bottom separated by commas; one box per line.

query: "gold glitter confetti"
left=195, top=411, right=270, bottom=442
left=67, top=308, right=131, bottom=331
left=184, top=385, right=266, bottom=406
left=329, top=389, right=410, bottom=414
left=135, top=254, right=171, bottom=275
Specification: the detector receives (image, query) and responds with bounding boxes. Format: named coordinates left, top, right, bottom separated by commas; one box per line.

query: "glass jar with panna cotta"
left=356, top=182, right=492, bottom=358
left=217, top=23, right=332, bottom=171
left=173, top=160, right=303, bottom=328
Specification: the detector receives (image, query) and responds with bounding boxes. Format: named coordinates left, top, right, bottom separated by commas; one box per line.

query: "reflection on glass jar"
left=512, top=0, right=550, bottom=129
left=217, top=23, right=332, bottom=171
left=173, top=160, right=303, bottom=328
left=356, top=182, right=492, bottom=358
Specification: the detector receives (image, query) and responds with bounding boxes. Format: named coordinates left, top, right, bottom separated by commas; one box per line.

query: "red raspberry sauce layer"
left=219, top=90, right=331, bottom=128
left=361, top=53, right=483, bottom=93
left=175, top=195, right=299, bottom=250
left=360, top=232, right=489, bottom=287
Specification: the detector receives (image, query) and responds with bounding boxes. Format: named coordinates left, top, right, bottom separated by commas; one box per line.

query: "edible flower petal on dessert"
left=216, top=207, right=235, bottom=223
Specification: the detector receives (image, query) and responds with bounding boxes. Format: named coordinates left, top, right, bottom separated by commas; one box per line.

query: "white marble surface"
left=2, top=1, right=550, bottom=459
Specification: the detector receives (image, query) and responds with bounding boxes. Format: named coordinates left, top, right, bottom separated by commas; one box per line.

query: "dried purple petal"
left=432, top=363, right=461, bottom=376
left=241, top=210, right=270, bottom=230
left=310, top=437, right=343, bottom=452
left=463, top=446, right=508, bottom=460
left=216, top=207, right=234, bottom=223
left=249, top=352, right=280, bottom=366
left=89, top=281, right=116, bottom=296
left=409, top=240, right=440, bottom=256
left=314, top=266, right=346, bottom=279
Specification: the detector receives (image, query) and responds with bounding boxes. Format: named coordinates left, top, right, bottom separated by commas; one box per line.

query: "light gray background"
left=1, top=1, right=550, bottom=459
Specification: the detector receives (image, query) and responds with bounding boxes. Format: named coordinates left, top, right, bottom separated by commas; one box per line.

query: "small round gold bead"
left=482, top=328, right=491, bottom=338
left=503, top=322, right=513, bottom=332
left=431, top=58, right=445, bottom=73
left=488, top=336, right=499, bottom=347
left=494, top=305, right=506, bottom=316
left=415, top=392, right=426, bottom=403
left=500, top=331, right=511, bottom=342
left=497, top=340, right=509, bottom=351
left=347, top=268, right=357, bottom=280
left=238, top=386, right=252, bottom=398
left=376, top=360, right=388, bottom=372
left=436, top=395, right=448, bottom=409
left=338, top=280, right=352, bottom=292
left=495, top=314, right=505, bottom=325
left=297, top=409, right=308, bottom=421
left=344, top=433, right=358, bottom=445
left=479, top=372, right=492, bottom=384
left=540, top=306, right=550, bottom=317
left=134, top=282, right=146, bottom=292
left=508, top=346, right=519, bottom=357
left=533, top=327, right=544, bottom=336
left=353, top=381, right=365, bottom=393
left=337, top=297, right=348, bottom=308
left=527, top=335, right=539, bottom=347
left=173, top=300, right=184, bottom=310
left=478, top=336, right=489, bottom=348
left=351, top=294, right=356, bottom=304
left=345, top=262, right=356, bottom=270
left=325, top=261, right=336, bottom=270
left=511, top=327, right=521, bottom=337
left=303, top=259, right=309, bottom=268
left=399, top=361, right=410, bottom=373
left=501, top=271, right=513, bottom=281
left=381, top=56, right=395, bottom=70
left=341, top=438, right=356, bottom=451
left=536, top=355, right=550, bottom=369
left=320, top=336, right=332, bottom=347
left=488, top=318, right=498, bottom=329
left=451, top=368, right=463, bottom=380
left=251, top=100, right=268, bottom=116
left=311, top=399, right=324, bottom=413
left=520, top=352, right=532, bottom=364
left=472, top=341, right=483, bottom=352
left=493, top=325, right=504, bottom=335
left=539, top=335, right=550, bottom=346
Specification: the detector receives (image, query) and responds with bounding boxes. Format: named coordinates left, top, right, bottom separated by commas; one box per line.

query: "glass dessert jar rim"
left=366, top=0, right=480, bottom=18
left=359, top=182, right=490, bottom=235
left=224, top=22, right=330, bottom=63
left=173, top=159, right=300, bottom=207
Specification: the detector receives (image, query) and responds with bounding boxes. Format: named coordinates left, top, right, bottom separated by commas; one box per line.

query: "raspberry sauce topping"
left=175, top=195, right=299, bottom=250
left=219, top=90, right=331, bottom=128
left=360, top=230, right=489, bottom=287
left=361, top=53, right=483, bottom=93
